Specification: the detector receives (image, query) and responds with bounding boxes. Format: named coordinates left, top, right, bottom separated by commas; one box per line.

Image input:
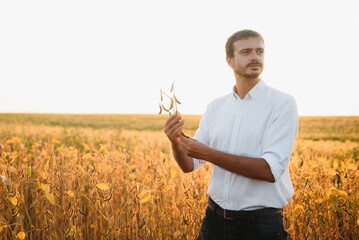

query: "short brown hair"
left=225, top=29, right=264, bottom=58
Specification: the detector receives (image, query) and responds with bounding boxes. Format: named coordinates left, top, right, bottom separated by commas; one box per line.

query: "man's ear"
left=226, top=57, right=233, bottom=68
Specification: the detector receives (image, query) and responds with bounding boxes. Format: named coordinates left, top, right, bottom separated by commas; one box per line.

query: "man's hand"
left=163, top=114, right=194, bottom=173
left=178, top=135, right=211, bottom=160
left=164, top=114, right=185, bottom=145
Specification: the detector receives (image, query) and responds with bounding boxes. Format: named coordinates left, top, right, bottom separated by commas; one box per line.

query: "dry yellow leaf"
left=347, top=163, right=357, bottom=170
left=45, top=192, right=56, bottom=205
left=0, top=225, right=7, bottom=233
left=66, top=225, right=76, bottom=237
left=82, top=143, right=91, bottom=151
left=6, top=137, right=21, bottom=145
left=338, top=190, right=347, bottom=198
left=328, top=169, right=338, bottom=176
left=82, top=153, right=94, bottom=161
left=96, top=183, right=110, bottom=191
left=328, top=186, right=337, bottom=194
left=16, top=231, right=26, bottom=240
left=355, top=171, right=359, bottom=182
left=9, top=196, right=18, bottom=206
left=164, top=186, right=172, bottom=193
left=95, top=163, right=112, bottom=174
left=128, top=164, right=137, bottom=171
left=332, top=159, right=339, bottom=169
left=66, top=190, right=75, bottom=198
left=293, top=204, right=304, bottom=217
left=128, top=173, right=137, bottom=180
left=138, top=190, right=151, bottom=203
left=39, top=183, right=50, bottom=193
left=170, top=168, right=177, bottom=178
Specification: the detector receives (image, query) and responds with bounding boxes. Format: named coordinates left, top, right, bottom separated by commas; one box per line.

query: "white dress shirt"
left=193, top=80, right=298, bottom=211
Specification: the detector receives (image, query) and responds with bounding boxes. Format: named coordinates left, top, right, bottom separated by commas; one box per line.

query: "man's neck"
left=234, top=77, right=260, bottom=99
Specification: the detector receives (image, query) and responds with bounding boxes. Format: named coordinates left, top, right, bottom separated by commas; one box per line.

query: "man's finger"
left=164, top=115, right=181, bottom=133
left=166, top=120, right=184, bottom=136
left=164, top=113, right=181, bottom=128
left=171, top=124, right=183, bottom=139
left=179, top=134, right=190, bottom=143
left=164, top=114, right=176, bottom=126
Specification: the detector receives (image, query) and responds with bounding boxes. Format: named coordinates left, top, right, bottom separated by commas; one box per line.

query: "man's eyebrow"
left=239, top=48, right=264, bottom=52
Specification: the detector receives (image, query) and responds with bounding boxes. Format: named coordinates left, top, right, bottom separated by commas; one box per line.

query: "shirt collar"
left=232, top=79, right=265, bottom=100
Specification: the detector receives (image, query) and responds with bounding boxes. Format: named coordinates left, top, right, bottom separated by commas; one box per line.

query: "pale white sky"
left=1, top=0, right=358, bottom=115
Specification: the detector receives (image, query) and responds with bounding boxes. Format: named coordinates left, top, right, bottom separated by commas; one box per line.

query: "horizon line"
left=0, top=112, right=358, bottom=117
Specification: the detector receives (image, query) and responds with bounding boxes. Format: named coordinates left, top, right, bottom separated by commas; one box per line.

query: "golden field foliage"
left=0, top=114, right=358, bottom=240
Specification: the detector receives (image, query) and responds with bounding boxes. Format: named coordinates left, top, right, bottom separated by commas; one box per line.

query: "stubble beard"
left=235, top=66, right=263, bottom=80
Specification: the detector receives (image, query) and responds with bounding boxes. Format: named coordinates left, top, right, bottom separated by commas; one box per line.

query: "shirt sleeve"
left=261, top=96, right=298, bottom=182
left=192, top=105, right=211, bottom=170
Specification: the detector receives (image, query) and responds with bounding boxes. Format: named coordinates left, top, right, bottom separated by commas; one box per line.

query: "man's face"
left=227, top=37, right=265, bottom=79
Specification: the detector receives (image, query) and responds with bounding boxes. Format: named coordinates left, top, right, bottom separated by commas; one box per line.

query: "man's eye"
left=241, top=50, right=250, bottom=55
left=257, top=49, right=264, bottom=54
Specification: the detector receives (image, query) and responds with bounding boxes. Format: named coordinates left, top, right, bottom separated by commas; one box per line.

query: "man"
left=164, top=29, right=298, bottom=240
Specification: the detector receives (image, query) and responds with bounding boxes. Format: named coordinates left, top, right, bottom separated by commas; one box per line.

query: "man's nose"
left=250, top=51, right=260, bottom=60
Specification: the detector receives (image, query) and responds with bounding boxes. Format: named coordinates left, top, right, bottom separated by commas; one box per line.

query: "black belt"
left=208, top=197, right=282, bottom=221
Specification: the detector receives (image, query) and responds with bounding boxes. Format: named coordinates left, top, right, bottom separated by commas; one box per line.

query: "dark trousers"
left=197, top=206, right=287, bottom=240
